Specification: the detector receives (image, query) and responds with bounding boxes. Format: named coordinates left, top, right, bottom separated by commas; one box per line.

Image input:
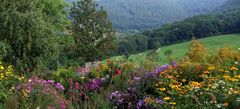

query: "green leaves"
left=0, top=0, right=68, bottom=73
left=70, top=0, right=116, bottom=62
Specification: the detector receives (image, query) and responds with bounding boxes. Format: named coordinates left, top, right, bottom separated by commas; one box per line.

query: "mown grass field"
left=112, top=33, right=240, bottom=64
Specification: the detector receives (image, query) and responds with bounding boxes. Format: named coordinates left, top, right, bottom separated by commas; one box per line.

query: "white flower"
left=235, top=62, right=238, bottom=65
left=156, top=48, right=161, bottom=53
left=28, top=79, right=32, bottom=83
left=237, top=97, right=240, bottom=102
left=216, top=104, right=223, bottom=108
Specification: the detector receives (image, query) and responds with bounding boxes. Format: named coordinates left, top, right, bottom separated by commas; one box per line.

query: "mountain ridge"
left=67, top=0, right=231, bottom=31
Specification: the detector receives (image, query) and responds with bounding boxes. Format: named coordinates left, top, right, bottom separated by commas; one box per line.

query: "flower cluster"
left=16, top=76, right=67, bottom=109
left=0, top=62, right=13, bottom=81
left=108, top=89, right=137, bottom=109
left=137, top=97, right=165, bottom=109
left=76, top=66, right=89, bottom=76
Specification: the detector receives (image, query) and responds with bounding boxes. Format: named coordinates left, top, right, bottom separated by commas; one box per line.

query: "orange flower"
left=203, top=71, right=210, bottom=74
left=181, top=79, right=186, bottom=82
left=230, top=66, right=238, bottom=71
left=224, top=102, right=229, bottom=107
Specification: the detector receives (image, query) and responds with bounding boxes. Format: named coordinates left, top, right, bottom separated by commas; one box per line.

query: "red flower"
left=115, top=69, right=122, bottom=75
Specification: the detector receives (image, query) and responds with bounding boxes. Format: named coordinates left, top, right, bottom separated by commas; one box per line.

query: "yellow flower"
left=229, top=78, right=238, bottom=82
left=144, top=97, right=154, bottom=104
left=163, top=97, right=171, bottom=101
left=159, top=88, right=166, bottom=91
left=189, top=81, right=203, bottom=88
left=19, top=76, right=25, bottom=81
left=223, top=75, right=231, bottom=79
left=218, top=69, right=224, bottom=72
left=5, top=71, right=12, bottom=76
left=208, top=66, right=215, bottom=71
left=169, top=102, right=176, bottom=105
left=235, top=75, right=240, bottom=79
left=181, top=79, right=186, bottom=82
left=0, top=66, right=4, bottom=70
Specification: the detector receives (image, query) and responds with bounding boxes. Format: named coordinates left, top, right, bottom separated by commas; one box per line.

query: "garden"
left=0, top=39, right=239, bottom=109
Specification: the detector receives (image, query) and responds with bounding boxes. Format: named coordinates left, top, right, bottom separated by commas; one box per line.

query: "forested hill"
left=115, top=9, right=240, bottom=55
left=214, top=0, right=240, bottom=12
left=67, top=0, right=227, bottom=31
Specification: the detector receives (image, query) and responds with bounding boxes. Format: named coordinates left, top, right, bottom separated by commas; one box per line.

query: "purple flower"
left=47, top=80, right=55, bottom=84
left=55, top=83, right=65, bottom=91
left=60, top=102, right=66, bottom=109
left=133, top=77, right=141, bottom=81
left=84, top=79, right=101, bottom=91
left=145, top=72, right=157, bottom=78
left=137, top=99, right=145, bottom=109
left=155, top=64, right=170, bottom=74
left=155, top=98, right=165, bottom=104
left=171, top=61, right=177, bottom=67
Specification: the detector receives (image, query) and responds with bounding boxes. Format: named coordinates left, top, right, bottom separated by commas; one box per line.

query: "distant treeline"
left=115, top=9, right=240, bottom=55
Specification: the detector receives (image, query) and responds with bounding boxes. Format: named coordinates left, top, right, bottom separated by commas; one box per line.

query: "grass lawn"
left=111, top=33, right=240, bottom=64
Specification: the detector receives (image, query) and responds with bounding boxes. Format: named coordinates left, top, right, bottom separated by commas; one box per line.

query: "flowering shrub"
left=108, top=88, right=138, bottom=109
left=13, top=76, right=69, bottom=109
left=1, top=46, right=240, bottom=109
left=0, top=62, right=25, bottom=104
left=107, top=61, right=240, bottom=109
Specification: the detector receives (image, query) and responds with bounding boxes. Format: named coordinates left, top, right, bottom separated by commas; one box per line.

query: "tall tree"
left=70, top=0, right=116, bottom=62
left=0, top=0, right=68, bottom=73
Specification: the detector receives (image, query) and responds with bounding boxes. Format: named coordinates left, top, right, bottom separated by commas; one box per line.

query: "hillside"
left=113, top=34, right=240, bottom=64
left=215, top=0, right=240, bottom=12
left=67, top=0, right=227, bottom=31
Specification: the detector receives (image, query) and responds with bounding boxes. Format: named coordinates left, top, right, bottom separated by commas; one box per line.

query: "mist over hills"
left=67, top=0, right=239, bottom=31
left=214, top=0, right=240, bottom=12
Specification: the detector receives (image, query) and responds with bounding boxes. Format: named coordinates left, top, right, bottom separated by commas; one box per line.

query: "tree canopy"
left=0, top=0, right=68, bottom=73
left=70, top=0, right=116, bottom=62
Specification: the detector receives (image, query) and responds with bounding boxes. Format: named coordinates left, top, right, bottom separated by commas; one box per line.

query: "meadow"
left=113, top=34, right=240, bottom=64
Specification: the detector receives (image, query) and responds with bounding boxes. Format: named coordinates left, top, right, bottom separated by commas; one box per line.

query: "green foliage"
left=52, top=67, right=78, bottom=87
left=115, top=34, right=240, bottom=65
left=70, top=0, right=116, bottom=62
left=0, top=42, right=11, bottom=60
left=116, top=10, right=240, bottom=56
left=116, top=34, right=148, bottom=56
left=0, top=0, right=69, bottom=73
